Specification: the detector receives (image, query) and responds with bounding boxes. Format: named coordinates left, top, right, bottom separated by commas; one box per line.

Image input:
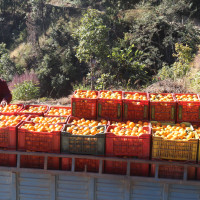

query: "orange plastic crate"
left=123, top=92, right=149, bottom=121
left=61, top=157, right=100, bottom=173
left=175, top=93, right=200, bottom=123
left=151, top=159, right=196, bottom=180
left=20, top=155, right=59, bottom=170
left=71, top=90, right=98, bottom=119
left=105, top=161, right=149, bottom=176
left=98, top=90, right=123, bottom=121
left=150, top=93, right=176, bottom=122
left=106, top=125, right=151, bottom=158
left=18, top=122, right=61, bottom=153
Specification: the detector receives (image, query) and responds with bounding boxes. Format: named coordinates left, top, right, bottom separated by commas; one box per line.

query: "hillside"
left=0, top=0, right=200, bottom=101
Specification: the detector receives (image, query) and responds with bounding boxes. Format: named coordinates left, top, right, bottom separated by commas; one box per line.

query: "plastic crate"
left=106, top=125, right=151, bottom=158
left=61, top=124, right=106, bottom=155
left=67, top=116, right=109, bottom=126
left=150, top=93, right=176, bottom=122
left=18, top=122, right=61, bottom=153
left=152, top=123, right=198, bottom=161
left=18, top=105, right=49, bottom=116
left=61, top=157, right=99, bottom=173
left=104, top=159, right=149, bottom=176
left=26, top=115, right=68, bottom=124
left=98, top=90, right=123, bottom=121
left=0, top=150, right=16, bottom=167
left=175, top=93, right=200, bottom=123
left=44, top=106, right=71, bottom=117
left=151, top=159, right=196, bottom=180
left=20, top=155, right=59, bottom=170
left=123, top=92, right=149, bottom=121
left=0, top=104, right=24, bottom=115
left=0, top=120, right=22, bottom=149
left=196, top=162, right=200, bottom=180
left=71, top=90, right=98, bottom=119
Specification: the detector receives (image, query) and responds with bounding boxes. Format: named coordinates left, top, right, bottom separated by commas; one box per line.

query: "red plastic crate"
left=0, top=120, right=22, bottom=149
left=18, top=105, right=49, bottom=116
left=71, top=90, right=98, bottom=119
left=61, top=157, right=100, bottom=173
left=0, top=151, right=16, bottom=167
left=104, top=159, right=149, bottom=176
left=196, top=162, right=200, bottom=180
left=0, top=104, right=24, bottom=115
left=18, top=122, right=61, bottom=153
left=151, top=159, right=196, bottom=180
left=20, top=155, right=59, bottom=170
left=123, top=92, right=149, bottom=121
left=175, top=93, right=200, bottom=123
left=150, top=93, right=176, bottom=122
left=44, top=106, right=71, bottom=117
left=106, top=126, right=151, bottom=158
left=98, top=90, right=123, bottom=121
left=26, top=115, right=68, bottom=124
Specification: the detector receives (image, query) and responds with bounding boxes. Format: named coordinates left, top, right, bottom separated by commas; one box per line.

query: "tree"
left=109, top=38, right=147, bottom=88
left=0, top=43, right=16, bottom=81
left=73, top=9, right=110, bottom=89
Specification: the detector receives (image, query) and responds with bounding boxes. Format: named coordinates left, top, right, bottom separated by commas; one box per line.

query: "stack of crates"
left=61, top=116, right=107, bottom=173
left=0, top=104, right=24, bottom=167
left=17, top=105, right=69, bottom=170
left=104, top=121, right=151, bottom=176
left=192, top=124, right=200, bottom=180
left=18, top=121, right=62, bottom=169
left=151, top=121, right=198, bottom=180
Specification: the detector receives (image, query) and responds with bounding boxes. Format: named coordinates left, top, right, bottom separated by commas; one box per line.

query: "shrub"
left=12, top=81, right=40, bottom=101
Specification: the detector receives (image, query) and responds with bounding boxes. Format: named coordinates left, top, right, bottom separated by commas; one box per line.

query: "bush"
left=12, top=81, right=40, bottom=101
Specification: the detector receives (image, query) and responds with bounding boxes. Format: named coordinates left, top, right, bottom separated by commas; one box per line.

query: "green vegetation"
left=12, top=81, right=40, bottom=101
left=0, top=0, right=200, bottom=98
left=157, top=43, right=194, bottom=81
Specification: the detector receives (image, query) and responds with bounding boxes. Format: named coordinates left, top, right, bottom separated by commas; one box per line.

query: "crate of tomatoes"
left=98, top=90, right=123, bottom=121
left=18, top=122, right=63, bottom=169
left=175, top=93, right=200, bottom=123
left=123, top=92, right=149, bottom=121
left=151, top=121, right=198, bottom=161
left=150, top=93, right=176, bottom=123
left=71, top=90, right=98, bottom=119
left=104, top=121, right=151, bottom=176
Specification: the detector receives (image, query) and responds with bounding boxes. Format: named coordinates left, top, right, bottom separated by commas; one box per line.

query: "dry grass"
left=47, top=0, right=73, bottom=7
left=122, top=9, right=149, bottom=22
left=10, top=43, right=33, bottom=68
left=12, top=94, right=73, bottom=106
left=144, top=79, right=189, bottom=93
